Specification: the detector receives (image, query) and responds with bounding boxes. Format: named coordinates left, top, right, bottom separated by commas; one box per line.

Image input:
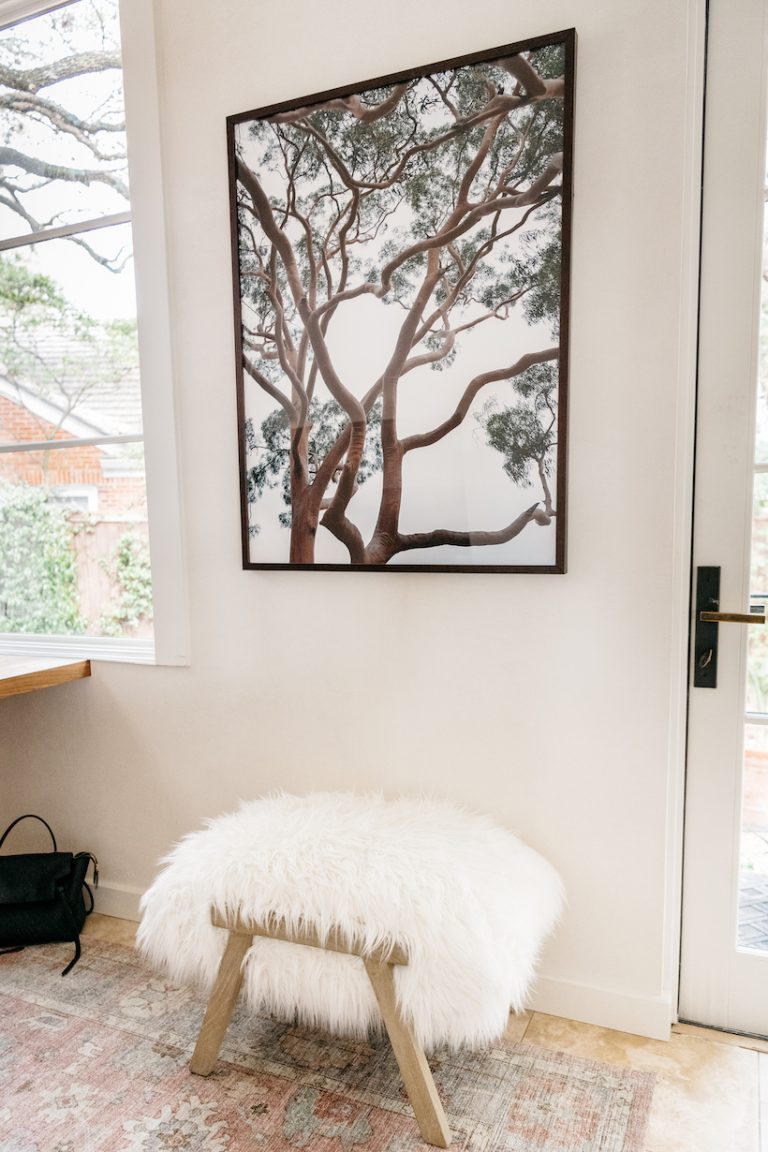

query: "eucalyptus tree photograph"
left=228, top=29, right=574, bottom=571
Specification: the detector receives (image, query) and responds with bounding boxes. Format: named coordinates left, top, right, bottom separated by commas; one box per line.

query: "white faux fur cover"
left=137, top=793, right=563, bottom=1051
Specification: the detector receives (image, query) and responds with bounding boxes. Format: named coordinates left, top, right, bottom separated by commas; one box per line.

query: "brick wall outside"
left=0, top=394, right=72, bottom=445
left=0, top=395, right=143, bottom=517
left=99, top=475, right=147, bottom=518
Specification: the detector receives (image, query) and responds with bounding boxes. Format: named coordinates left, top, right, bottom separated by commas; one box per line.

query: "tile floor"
left=83, top=915, right=767, bottom=1152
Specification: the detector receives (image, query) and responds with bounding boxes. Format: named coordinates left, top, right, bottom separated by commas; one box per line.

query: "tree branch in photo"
left=396, top=502, right=541, bottom=555
left=402, top=348, right=558, bottom=454
left=272, top=83, right=410, bottom=126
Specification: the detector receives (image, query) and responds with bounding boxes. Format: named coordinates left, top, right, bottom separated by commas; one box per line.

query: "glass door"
left=739, top=324, right=768, bottom=956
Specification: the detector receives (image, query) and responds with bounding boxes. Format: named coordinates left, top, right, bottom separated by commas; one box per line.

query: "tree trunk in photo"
left=288, top=421, right=317, bottom=563
left=288, top=500, right=317, bottom=563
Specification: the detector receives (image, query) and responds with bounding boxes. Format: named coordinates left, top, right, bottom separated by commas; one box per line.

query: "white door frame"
left=679, top=0, right=768, bottom=1034
left=652, top=0, right=708, bottom=1033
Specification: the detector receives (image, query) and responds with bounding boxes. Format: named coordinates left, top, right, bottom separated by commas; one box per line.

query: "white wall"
left=0, top=0, right=702, bottom=1040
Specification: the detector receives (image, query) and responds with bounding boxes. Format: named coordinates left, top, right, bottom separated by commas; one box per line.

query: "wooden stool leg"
left=364, top=959, right=451, bottom=1149
left=190, top=930, right=252, bottom=1076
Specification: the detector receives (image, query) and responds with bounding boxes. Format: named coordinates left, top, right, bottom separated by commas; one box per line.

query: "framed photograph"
left=228, top=29, right=574, bottom=571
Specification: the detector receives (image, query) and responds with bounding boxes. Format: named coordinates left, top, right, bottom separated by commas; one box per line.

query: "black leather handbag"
left=0, top=814, right=98, bottom=975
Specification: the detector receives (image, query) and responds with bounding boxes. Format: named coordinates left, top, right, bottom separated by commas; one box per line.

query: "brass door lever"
left=699, top=610, right=766, bottom=624
left=694, top=566, right=766, bottom=688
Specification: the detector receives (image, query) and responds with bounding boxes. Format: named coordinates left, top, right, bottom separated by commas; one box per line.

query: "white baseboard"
left=90, top=888, right=675, bottom=1042
left=93, top=881, right=142, bottom=922
left=530, top=975, right=674, bottom=1041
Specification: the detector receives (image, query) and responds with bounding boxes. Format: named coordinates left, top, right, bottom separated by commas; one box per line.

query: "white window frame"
left=0, top=0, right=189, bottom=666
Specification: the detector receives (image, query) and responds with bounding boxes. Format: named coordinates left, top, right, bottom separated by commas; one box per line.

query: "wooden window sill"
left=0, top=656, right=91, bottom=699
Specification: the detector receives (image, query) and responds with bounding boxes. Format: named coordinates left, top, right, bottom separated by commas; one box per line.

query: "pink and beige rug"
left=0, top=940, right=654, bottom=1151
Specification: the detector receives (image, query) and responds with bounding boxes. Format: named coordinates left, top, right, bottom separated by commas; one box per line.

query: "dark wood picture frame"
left=228, top=29, right=575, bottom=572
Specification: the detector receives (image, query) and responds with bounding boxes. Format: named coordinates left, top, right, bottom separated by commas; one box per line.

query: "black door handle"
left=693, top=566, right=765, bottom=688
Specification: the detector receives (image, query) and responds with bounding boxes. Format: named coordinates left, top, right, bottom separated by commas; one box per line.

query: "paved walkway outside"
left=738, top=871, right=768, bottom=951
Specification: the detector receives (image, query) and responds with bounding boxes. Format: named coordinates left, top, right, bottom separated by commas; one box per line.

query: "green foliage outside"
left=0, top=480, right=153, bottom=637
left=0, top=482, right=83, bottom=634
left=99, top=532, right=153, bottom=637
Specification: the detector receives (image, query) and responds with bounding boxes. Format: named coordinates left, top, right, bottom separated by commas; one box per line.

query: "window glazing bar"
left=0, top=433, right=143, bottom=453
left=0, top=0, right=75, bottom=32
left=0, top=210, right=132, bottom=252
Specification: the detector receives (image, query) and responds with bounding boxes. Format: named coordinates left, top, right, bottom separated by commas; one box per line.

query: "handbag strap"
left=54, top=889, right=83, bottom=977
left=0, top=814, right=57, bottom=853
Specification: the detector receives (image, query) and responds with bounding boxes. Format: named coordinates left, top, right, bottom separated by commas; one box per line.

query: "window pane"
left=0, top=0, right=128, bottom=241
left=747, top=472, right=768, bottom=712
left=738, top=724, right=768, bottom=953
left=0, top=445, right=152, bottom=638
left=739, top=91, right=768, bottom=955
left=0, top=224, right=140, bottom=442
left=756, top=330, right=768, bottom=466
left=0, top=0, right=153, bottom=647
left=755, top=140, right=768, bottom=463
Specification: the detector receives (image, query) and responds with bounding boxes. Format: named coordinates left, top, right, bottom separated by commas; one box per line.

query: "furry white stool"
left=138, top=793, right=563, bottom=1148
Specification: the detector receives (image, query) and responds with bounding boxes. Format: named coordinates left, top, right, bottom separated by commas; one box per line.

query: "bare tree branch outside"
left=229, top=30, right=574, bottom=571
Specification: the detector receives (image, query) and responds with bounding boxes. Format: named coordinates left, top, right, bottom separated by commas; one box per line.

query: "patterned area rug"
left=0, top=940, right=655, bottom=1152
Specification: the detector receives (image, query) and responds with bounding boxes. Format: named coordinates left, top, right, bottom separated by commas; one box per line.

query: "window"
left=0, top=0, right=187, bottom=664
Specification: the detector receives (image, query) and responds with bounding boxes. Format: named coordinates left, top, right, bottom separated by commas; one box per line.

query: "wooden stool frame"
left=190, top=910, right=451, bottom=1148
